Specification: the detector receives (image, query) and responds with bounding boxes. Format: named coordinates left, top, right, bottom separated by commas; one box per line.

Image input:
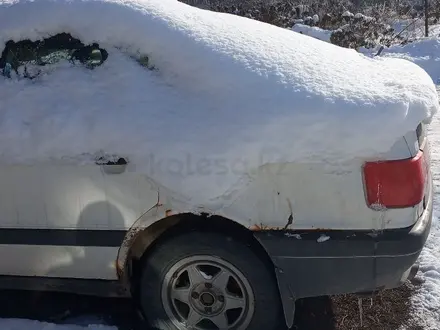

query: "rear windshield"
left=0, top=33, right=108, bottom=79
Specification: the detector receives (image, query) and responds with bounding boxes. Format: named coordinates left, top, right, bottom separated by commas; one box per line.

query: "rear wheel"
left=138, top=231, right=281, bottom=330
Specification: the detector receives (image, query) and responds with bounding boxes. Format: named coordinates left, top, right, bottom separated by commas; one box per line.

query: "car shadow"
left=44, top=200, right=125, bottom=282
left=0, top=286, right=423, bottom=330
left=0, top=289, right=337, bottom=330
left=293, top=296, right=336, bottom=330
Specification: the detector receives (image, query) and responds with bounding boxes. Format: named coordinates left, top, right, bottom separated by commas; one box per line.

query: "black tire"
left=139, top=231, right=282, bottom=330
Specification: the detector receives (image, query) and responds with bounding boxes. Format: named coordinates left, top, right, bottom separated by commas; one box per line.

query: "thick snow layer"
left=291, top=24, right=332, bottom=42
left=378, top=38, right=440, bottom=85
left=0, top=0, right=439, bottom=203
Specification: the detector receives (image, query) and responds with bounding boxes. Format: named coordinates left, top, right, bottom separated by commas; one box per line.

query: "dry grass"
left=294, top=281, right=425, bottom=330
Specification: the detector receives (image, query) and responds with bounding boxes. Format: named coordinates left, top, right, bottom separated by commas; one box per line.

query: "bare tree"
left=425, top=0, right=429, bottom=36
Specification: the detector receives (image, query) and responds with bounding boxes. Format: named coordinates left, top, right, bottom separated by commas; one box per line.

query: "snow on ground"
left=0, top=0, right=438, bottom=206
left=409, top=112, right=440, bottom=329
left=373, top=35, right=440, bottom=330
left=0, top=318, right=114, bottom=330
left=361, top=29, right=440, bottom=330
left=392, top=19, right=440, bottom=41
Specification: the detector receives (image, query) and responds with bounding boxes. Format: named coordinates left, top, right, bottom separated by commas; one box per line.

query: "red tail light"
left=363, top=151, right=427, bottom=209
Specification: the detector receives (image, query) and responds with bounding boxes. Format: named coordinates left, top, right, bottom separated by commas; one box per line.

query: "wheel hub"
left=200, top=292, right=215, bottom=306
left=190, top=283, right=225, bottom=315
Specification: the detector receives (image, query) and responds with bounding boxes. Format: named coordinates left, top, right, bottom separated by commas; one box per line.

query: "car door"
left=0, top=35, right=159, bottom=280
left=0, top=159, right=158, bottom=280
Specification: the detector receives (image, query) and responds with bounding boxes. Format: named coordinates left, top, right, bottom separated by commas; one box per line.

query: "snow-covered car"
left=0, top=0, right=438, bottom=329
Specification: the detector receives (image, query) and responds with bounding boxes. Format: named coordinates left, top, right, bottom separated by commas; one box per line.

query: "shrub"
left=329, top=12, right=397, bottom=49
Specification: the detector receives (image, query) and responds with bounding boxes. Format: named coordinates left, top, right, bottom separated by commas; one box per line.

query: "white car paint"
left=0, top=125, right=424, bottom=280
left=0, top=245, right=117, bottom=279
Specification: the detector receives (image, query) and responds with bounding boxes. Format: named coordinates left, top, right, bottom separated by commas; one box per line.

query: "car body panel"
left=0, top=245, right=119, bottom=279
left=0, top=164, right=157, bottom=278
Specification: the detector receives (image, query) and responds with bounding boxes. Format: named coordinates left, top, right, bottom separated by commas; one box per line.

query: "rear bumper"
left=253, top=180, right=433, bottom=326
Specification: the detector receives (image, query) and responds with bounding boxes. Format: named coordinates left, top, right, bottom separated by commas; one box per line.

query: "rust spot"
left=250, top=223, right=273, bottom=231
left=115, top=260, right=123, bottom=278
left=249, top=224, right=263, bottom=231
left=121, top=225, right=144, bottom=252
left=165, top=209, right=173, bottom=217
left=249, top=224, right=284, bottom=231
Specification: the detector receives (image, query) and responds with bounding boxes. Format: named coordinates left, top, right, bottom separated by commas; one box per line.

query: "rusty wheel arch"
left=118, top=211, right=276, bottom=289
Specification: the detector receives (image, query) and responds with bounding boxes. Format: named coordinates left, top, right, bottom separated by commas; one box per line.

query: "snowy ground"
left=408, top=101, right=440, bottom=330
left=0, top=319, right=114, bottom=330
left=367, top=36, right=440, bottom=330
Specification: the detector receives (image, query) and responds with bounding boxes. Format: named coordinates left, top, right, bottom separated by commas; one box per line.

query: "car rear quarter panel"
left=216, top=131, right=421, bottom=231
left=219, top=160, right=416, bottom=231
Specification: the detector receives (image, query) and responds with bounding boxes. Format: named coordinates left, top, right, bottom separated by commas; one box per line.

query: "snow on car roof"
left=0, top=0, right=438, bottom=204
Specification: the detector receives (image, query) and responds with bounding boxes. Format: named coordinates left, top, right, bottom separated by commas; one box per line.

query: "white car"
left=0, top=1, right=436, bottom=330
